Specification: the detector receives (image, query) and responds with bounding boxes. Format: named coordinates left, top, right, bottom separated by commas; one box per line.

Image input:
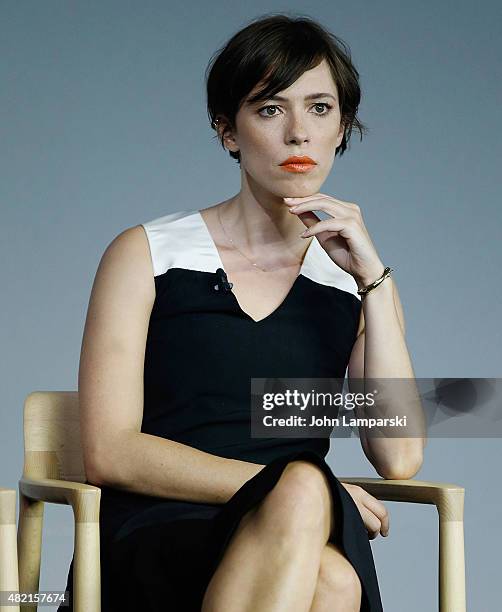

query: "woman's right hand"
left=341, top=483, right=390, bottom=539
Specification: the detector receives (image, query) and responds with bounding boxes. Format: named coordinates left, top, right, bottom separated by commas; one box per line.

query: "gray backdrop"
left=2, top=1, right=501, bottom=610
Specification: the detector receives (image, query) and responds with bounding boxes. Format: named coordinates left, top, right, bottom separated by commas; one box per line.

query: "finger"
left=287, top=199, right=353, bottom=218
left=284, top=194, right=355, bottom=211
left=362, top=496, right=390, bottom=536
left=362, top=495, right=389, bottom=535
left=359, top=506, right=382, bottom=540
left=300, top=218, right=355, bottom=238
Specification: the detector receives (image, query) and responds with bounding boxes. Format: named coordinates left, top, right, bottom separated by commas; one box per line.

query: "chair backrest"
left=22, top=391, right=85, bottom=482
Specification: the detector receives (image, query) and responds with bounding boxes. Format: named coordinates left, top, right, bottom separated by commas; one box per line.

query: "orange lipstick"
left=279, top=155, right=317, bottom=173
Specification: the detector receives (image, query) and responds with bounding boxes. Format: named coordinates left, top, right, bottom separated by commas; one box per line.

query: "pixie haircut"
left=205, top=13, right=368, bottom=165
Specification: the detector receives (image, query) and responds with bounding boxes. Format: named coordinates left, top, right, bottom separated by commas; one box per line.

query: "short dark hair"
left=205, top=12, right=368, bottom=165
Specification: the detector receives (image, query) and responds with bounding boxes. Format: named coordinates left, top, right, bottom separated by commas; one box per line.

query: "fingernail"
left=300, top=230, right=309, bottom=237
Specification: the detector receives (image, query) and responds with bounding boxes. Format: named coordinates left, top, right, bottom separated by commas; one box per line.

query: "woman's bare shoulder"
left=94, top=224, right=156, bottom=312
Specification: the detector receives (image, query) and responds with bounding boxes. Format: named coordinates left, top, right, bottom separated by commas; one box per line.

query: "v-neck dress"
left=60, top=208, right=384, bottom=611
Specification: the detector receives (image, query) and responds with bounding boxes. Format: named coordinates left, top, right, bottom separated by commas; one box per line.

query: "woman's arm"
left=284, top=194, right=426, bottom=479
left=91, top=430, right=265, bottom=504
left=80, top=225, right=264, bottom=504
left=348, top=276, right=426, bottom=480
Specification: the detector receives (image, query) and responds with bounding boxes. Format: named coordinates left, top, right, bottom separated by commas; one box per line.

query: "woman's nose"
left=285, top=116, right=309, bottom=144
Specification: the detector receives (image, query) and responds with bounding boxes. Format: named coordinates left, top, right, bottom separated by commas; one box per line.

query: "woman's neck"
left=220, top=194, right=307, bottom=254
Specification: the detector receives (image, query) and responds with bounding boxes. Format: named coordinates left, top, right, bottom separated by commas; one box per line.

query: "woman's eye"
left=258, top=105, right=280, bottom=117
left=313, top=103, right=333, bottom=115
left=257, top=103, right=333, bottom=118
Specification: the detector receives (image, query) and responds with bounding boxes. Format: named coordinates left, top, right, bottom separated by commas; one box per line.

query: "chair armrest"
left=339, top=477, right=466, bottom=610
left=338, top=477, right=464, bottom=521
left=19, top=478, right=101, bottom=523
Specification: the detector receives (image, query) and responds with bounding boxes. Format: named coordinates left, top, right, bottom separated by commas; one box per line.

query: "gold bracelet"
left=357, top=266, right=393, bottom=298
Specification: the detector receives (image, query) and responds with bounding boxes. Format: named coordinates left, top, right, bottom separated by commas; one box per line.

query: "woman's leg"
left=201, top=460, right=361, bottom=612
left=309, top=541, right=362, bottom=612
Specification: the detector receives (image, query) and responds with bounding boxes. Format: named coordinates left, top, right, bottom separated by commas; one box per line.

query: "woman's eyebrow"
left=267, top=92, right=337, bottom=102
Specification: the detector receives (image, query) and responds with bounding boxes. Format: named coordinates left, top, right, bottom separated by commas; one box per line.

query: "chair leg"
left=72, top=519, right=100, bottom=612
left=437, top=489, right=466, bottom=612
left=0, top=489, right=20, bottom=612
left=16, top=491, right=43, bottom=612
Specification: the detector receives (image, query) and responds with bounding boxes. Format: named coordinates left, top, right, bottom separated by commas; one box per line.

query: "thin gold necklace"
left=216, top=205, right=311, bottom=273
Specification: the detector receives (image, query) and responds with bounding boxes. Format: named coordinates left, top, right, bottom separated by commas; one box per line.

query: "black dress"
left=60, top=209, right=383, bottom=611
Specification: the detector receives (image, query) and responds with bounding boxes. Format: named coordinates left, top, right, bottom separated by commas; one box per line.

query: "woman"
left=61, top=13, right=424, bottom=612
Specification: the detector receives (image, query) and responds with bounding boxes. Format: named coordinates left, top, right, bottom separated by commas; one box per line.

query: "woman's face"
left=227, top=58, right=345, bottom=198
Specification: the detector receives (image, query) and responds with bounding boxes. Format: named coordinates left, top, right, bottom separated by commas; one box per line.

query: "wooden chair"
left=0, top=488, right=20, bottom=612
left=17, top=391, right=466, bottom=612
left=18, top=392, right=100, bottom=612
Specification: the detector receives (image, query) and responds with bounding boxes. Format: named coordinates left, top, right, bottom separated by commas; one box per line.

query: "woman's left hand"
left=284, top=193, right=385, bottom=289
left=340, top=482, right=390, bottom=539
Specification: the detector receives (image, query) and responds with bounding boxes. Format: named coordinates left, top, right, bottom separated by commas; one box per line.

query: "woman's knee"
left=254, top=460, right=334, bottom=539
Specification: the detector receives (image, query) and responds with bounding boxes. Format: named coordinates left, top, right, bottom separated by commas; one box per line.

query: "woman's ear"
left=336, top=121, right=346, bottom=149
left=220, top=119, right=239, bottom=155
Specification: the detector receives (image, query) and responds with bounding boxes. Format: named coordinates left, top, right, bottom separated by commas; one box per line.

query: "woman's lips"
left=279, top=163, right=316, bottom=173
